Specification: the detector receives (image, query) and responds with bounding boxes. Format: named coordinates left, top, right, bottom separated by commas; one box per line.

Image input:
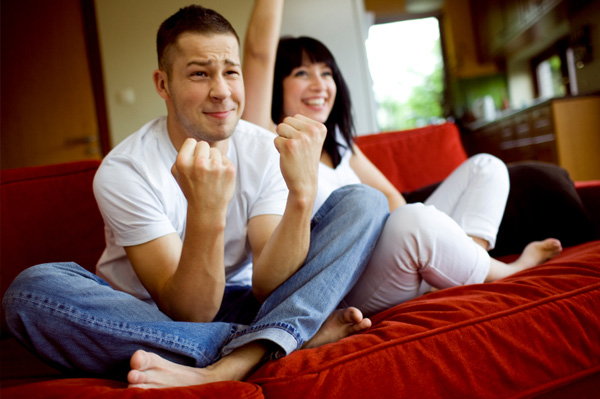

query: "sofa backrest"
left=1, top=160, right=106, bottom=330
left=355, top=123, right=468, bottom=193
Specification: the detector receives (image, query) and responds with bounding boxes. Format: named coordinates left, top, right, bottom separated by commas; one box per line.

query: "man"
left=3, top=5, right=388, bottom=388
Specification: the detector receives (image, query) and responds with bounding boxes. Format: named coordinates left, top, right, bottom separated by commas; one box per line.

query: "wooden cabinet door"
left=1, top=0, right=102, bottom=169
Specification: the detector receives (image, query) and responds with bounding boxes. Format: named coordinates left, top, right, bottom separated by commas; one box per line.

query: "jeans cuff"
left=221, top=322, right=301, bottom=358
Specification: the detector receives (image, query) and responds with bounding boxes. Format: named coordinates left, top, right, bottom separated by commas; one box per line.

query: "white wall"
left=94, top=0, right=377, bottom=146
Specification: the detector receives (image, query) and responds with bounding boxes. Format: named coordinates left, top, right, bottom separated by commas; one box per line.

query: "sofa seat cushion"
left=248, top=241, right=600, bottom=398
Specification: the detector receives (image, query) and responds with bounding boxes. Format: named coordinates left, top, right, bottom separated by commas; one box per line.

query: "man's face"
left=161, top=32, right=244, bottom=146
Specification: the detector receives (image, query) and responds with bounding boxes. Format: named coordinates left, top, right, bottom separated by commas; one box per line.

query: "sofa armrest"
left=576, top=180, right=600, bottom=239
left=1, top=161, right=106, bottom=337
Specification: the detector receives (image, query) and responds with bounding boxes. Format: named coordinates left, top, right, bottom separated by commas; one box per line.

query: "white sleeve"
left=93, top=154, right=177, bottom=247
left=249, top=154, right=288, bottom=219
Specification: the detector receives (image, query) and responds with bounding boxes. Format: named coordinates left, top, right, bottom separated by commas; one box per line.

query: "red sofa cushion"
left=355, top=123, right=468, bottom=193
left=0, top=161, right=106, bottom=336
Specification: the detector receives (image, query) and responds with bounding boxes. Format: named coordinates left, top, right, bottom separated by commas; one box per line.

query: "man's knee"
left=6, top=262, right=82, bottom=290
left=3, top=262, right=91, bottom=311
left=333, top=184, right=388, bottom=217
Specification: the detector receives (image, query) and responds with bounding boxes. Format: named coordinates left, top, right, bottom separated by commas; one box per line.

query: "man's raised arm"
left=249, top=115, right=326, bottom=301
left=127, top=139, right=236, bottom=322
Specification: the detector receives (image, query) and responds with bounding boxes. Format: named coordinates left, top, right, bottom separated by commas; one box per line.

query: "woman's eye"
left=293, top=70, right=308, bottom=77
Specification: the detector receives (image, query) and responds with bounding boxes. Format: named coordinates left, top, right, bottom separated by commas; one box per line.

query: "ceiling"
left=363, top=0, right=444, bottom=21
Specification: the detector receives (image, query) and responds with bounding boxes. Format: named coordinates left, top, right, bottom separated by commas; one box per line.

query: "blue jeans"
left=3, top=185, right=388, bottom=378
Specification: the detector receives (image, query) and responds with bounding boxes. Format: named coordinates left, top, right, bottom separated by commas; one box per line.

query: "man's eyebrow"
left=187, top=60, right=210, bottom=67
left=225, top=59, right=241, bottom=67
left=186, top=59, right=240, bottom=67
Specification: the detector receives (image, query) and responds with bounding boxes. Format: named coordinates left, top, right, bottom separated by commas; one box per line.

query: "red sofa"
left=2, top=123, right=600, bottom=398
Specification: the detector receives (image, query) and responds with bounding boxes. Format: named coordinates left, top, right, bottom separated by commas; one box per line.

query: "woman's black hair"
left=272, top=36, right=355, bottom=168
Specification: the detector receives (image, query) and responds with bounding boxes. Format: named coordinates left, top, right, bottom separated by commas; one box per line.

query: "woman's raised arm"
left=242, top=0, right=284, bottom=131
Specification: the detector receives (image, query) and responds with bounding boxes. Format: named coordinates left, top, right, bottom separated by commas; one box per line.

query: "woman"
left=242, top=0, right=562, bottom=316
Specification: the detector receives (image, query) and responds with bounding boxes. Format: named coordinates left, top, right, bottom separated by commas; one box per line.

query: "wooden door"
left=1, top=0, right=106, bottom=169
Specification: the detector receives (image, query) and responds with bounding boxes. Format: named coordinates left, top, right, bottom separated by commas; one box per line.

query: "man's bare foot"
left=128, top=350, right=214, bottom=389
left=302, top=307, right=371, bottom=350
left=511, top=238, right=562, bottom=269
left=128, top=342, right=267, bottom=389
left=486, top=238, right=562, bottom=282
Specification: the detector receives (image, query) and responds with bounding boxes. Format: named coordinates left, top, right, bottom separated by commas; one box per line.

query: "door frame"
left=81, top=0, right=111, bottom=156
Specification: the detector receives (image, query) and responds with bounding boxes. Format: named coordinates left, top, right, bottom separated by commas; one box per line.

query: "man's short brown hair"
left=156, top=5, right=239, bottom=73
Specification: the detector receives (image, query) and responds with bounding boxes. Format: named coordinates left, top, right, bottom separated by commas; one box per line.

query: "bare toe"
left=303, top=307, right=370, bottom=350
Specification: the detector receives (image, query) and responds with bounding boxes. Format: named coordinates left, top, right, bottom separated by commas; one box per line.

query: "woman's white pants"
left=342, top=154, right=509, bottom=316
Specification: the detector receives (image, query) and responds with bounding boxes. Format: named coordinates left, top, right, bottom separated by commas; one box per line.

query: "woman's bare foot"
left=128, top=342, right=267, bottom=389
left=302, top=307, right=371, bottom=350
left=486, top=238, right=562, bottom=282
left=511, top=238, right=562, bottom=269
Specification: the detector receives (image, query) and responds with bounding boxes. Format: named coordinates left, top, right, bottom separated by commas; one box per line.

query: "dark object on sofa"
left=491, top=161, right=597, bottom=257
left=2, top=123, right=599, bottom=398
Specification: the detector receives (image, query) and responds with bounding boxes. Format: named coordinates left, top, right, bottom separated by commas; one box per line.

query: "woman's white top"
left=313, top=132, right=361, bottom=215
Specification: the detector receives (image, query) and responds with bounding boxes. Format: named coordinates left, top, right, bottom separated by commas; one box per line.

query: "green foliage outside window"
left=375, top=40, right=444, bottom=132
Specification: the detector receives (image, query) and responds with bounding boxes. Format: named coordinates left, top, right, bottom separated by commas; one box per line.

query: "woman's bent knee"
left=386, top=204, right=441, bottom=237
left=471, top=154, right=508, bottom=179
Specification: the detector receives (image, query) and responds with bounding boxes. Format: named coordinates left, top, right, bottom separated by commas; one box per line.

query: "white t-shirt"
left=93, top=117, right=288, bottom=303
left=313, top=133, right=361, bottom=215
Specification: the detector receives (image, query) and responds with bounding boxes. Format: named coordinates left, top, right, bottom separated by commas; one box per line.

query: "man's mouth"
left=206, top=110, right=232, bottom=119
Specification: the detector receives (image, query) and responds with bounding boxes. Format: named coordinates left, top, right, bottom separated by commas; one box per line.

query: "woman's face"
left=281, top=57, right=337, bottom=124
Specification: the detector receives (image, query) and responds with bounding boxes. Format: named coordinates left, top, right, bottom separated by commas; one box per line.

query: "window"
left=536, top=54, right=567, bottom=99
left=365, top=17, right=445, bottom=131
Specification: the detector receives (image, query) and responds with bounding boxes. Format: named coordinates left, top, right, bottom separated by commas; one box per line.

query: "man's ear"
left=153, top=69, right=170, bottom=100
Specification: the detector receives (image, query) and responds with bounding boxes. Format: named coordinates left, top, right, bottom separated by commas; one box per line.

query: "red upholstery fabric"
left=249, top=241, right=600, bottom=398
left=1, top=379, right=264, bottom=399
left=0, top=161, right=105, bottom=336
left=355, top=123, right=468, bottom=193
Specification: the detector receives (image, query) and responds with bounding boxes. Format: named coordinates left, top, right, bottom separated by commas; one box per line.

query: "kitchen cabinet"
left=470, top=0, right=564, bottom=60
left=465, top=95, right=600, bottom=181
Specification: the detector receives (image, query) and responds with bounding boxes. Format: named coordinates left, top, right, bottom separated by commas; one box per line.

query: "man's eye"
left=192, top=71, right=207, bottom=77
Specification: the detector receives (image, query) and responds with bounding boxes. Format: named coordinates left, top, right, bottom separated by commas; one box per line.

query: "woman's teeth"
left=304, top=98, right=325, bottom=106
